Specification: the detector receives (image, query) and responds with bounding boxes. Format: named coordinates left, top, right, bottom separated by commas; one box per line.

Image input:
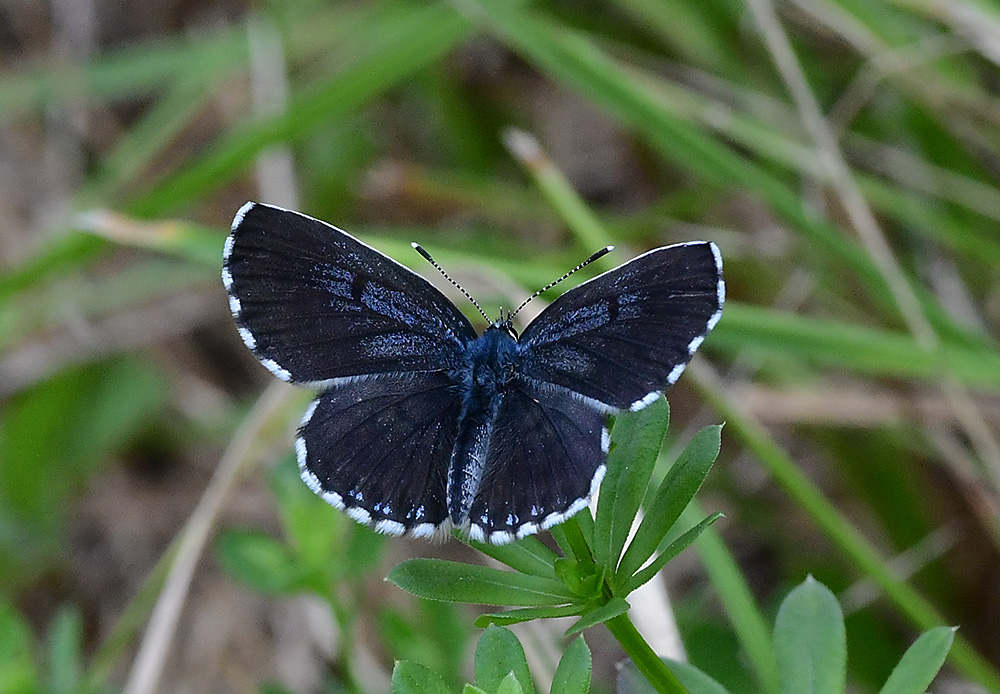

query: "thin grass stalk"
left=689, top=360, right=1000, bottom=691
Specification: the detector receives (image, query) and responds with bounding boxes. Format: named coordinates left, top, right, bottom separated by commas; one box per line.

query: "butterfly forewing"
left=223, top=202, right=478, bottom=384
left=518, top=242, right=724, bottom=411
left=298, top=372, right=461, bottom=537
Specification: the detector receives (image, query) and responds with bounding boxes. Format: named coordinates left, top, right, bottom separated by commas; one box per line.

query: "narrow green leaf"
left=131, top=5, right=471, bottom=216
left=878, top=626, right=956, bottom=694
left=387, top=559, right=575, bottom=606
left=464, top=686, right=489, bottom=694
left=392, top=661, right=452, bottom=694
left=574, top=510, right=596, bottom=550
left=475, top=625, right=534, bottom=694
left=469, top=535, right=559, bottom=580
left=46, top=606, right=82, bottom=694
left=215, top=529, right=300, bottom=594
left=668, top=660, right=733, bottom=694
left=624, top=513, right=723, bottom=594
left=618, top=425, right=721, bottom=583
left=619, top=658, right=733, bottom=694
left=566, top=597, right=630, bottom=636
left=496, top=672, right=525, bottom=694
left=774, top=577, right=846, bottom=694
left=77, top=213, right=225, bottom=267
left=554, top=558, right=601, bottom=600
left=551, top=636, right=591, bottom=694
left=475, top=605, right=584, bottom=628
left=456, top=0, right=895, bottom=309
left=713, top=303, right=1000, bottom=390
left=0, top=602, right=39, bottom=694
left=593, top=399, right=670, bottom=569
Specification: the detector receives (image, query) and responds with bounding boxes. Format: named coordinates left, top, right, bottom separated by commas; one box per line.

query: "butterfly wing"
left=223, top=202, right=478, bottom=384
left=224, top=203, right=476, bottom=537
left=518, top=242, right=724, bottom=411
left=298, top=371, right=462, bottom=537
left=466, top=379, right=608, bottom=544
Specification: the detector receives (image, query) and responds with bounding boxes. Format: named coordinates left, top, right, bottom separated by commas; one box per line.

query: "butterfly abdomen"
left=447, top=326, right=522, bottom=526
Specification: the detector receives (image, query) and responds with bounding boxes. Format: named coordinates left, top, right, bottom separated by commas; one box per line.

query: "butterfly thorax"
left=462, top=324, right=520, bottom=391
left=447, top=325, right=523, bottom=526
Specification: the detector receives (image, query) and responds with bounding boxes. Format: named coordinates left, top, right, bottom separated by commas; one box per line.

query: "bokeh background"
left=2, top=0, right=1000, bottom=692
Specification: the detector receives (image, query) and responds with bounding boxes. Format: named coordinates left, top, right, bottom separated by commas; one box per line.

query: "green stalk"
left=604, top=613, right=689, bottom=694
left=684, top=504, right=781, bottom=694
left=690, top=363, right=1000, bottom=692
left=503, top=127, right=615, bottom=254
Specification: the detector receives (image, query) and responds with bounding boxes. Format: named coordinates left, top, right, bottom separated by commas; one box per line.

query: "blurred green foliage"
left=1, top=0, right=999, bottom=691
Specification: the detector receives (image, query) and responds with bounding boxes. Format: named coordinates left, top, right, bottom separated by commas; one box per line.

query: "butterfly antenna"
left=412, top=243, right=491, bottom=322
left=509, top=245, right=614, bottom=321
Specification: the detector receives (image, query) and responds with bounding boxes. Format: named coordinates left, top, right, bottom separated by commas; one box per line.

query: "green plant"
left=393, top=624, right=591, bottom=694
left=616, top=577, right=955, bottom=694
left=388, top=399, right=723, bottom=693
left=390, top=577, right=955, bottom=694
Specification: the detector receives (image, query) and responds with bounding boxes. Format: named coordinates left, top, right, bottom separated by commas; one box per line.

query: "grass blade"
left=617, top=425, right=722, bottom=584
left=593, top=399, right=669, bottom=570
left=387, top=558, right=574, bottom=606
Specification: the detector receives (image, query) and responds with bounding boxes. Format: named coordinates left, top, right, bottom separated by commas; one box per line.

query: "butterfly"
left=223, top=202, right=724, bottom=544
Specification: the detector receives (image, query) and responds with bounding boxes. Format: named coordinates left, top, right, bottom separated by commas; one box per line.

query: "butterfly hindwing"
left=518, top=242, right=724, bottom=411
left=466, top=378, right=608, bottom=544
left=223, top=202, right=478, bottom=384
left=297, top=371, right=463, bottom=538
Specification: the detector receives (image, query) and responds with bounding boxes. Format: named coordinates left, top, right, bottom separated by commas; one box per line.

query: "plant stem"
left=604, top=613, right=689, bottom=694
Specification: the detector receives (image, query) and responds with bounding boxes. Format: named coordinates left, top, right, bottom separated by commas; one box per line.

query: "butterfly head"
left=492, top=309, right=519, bottom=341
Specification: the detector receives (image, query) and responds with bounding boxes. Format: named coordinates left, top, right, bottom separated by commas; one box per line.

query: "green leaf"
left=496, top=672, right=524, bottom=694
left=216, top=529, right=300, bottom=594
left=387, top=559, right=574, bottom=606
left=0, top=357, right=168, bottom=589
left=469, top=535, right=559, bottom=580
left=475, top=605, right=583, bottom=628
left=774, top=577, right=846, bottom=694
left=566, top=597, right=630, bottom=636
left=623, top=513, right=723, bottom=594
left=617, top=425, right=721, bottom=584
left=668, top=660, right=733, bottom=694
left=550, top=515, right=595, bottom=562
left=0, top=602, right=39, bottom=694
left=457, top=0, right=893, bottom=308
left=269, top=456, right=343, bottom=573
left=131, top=5, right=472, bottom=216
left=391, top=661, right=452, bottom=694
left=551, top=636, right=591, bottom=694
left=713, top=303, right=1000, bottom=390
left=593, top=399, right=669, bottom=569
left=463, top=686, right=489, bottom=694
left=553, top=558, right=601, bottom=600
left=46, top=606, right=82, bottom=694
left=878, top=626, right=956, bottom=694
left=617, top=658, right=732, bottom=694
left=475, top=626, right=534, bottom=694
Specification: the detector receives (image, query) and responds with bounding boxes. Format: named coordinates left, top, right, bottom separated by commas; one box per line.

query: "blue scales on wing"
left=223, top=202, right=477, bottom=384
left=465, top=377, right=607, bottom=544
left=517, top=242, right=724, bottom=411
left=224, top=202, right=478, bottom=538
left=223, top=201, right=725, bottom=544
left=297, top=372, right=460, bottom=537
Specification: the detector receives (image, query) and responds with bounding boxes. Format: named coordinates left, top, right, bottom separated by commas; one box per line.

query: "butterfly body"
left=224, top=202, right=723, bottom=544
left=449, top=324, right=518, bottom=526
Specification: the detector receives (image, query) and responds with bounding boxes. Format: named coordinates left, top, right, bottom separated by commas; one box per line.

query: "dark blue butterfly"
left=222, top=202, right=724, bottom=544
